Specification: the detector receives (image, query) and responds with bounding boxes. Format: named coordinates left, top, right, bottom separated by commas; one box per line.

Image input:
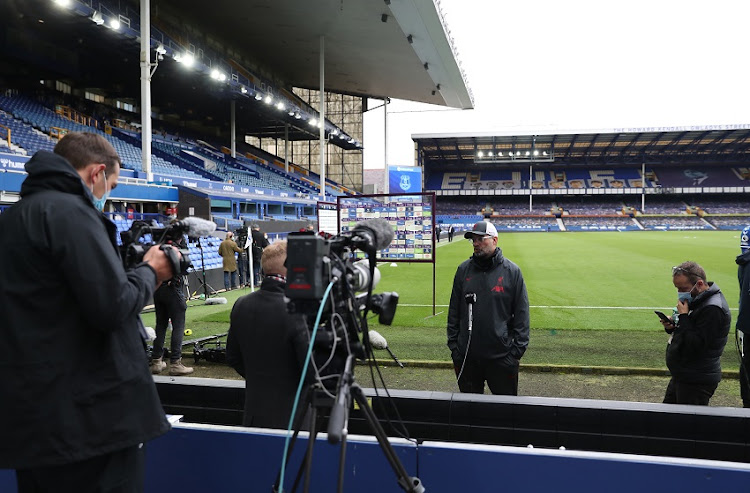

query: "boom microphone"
left=351, top=218, right=395, bottom=251
left=176, top=217, right=217, bottom=239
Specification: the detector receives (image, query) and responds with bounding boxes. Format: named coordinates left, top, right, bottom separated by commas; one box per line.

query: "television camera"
left=285, top=218, right=398, bottom=368
left=119, top=217, right=216, bottom=276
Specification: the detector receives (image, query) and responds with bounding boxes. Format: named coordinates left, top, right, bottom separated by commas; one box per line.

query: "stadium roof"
left=2, top=0, right=472, bottom=147
left=413, top=127, right=750, bottom=167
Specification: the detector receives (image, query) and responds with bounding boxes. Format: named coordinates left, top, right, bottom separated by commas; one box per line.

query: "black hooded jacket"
left=0, top=151, right=169, bottom=468
left=665, top=282, right=731, bottom=385
left=447, top=247, right=530, bottom=366
left=736, top=251, right=750, bottom=336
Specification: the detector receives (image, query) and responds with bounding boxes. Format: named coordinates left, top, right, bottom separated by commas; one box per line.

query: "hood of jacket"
left=20, top=150, right=94, bottom=204
left=689, top=281, right=722, bottom=310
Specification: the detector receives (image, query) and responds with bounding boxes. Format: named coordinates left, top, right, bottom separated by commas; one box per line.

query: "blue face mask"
left=677, top=281, right=698, bottom=303
left=91, top=170, right=110, bottom=212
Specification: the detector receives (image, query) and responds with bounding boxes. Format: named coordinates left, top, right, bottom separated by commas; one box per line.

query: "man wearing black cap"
left=447, top=220, right=530, bottom=395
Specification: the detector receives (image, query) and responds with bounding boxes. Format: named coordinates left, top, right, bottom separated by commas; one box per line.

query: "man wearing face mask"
left=0, top=132, right=176, bottom=491
left=660, top=261, right=731, bottom=405
left=447, top=221, right=530, bottom=395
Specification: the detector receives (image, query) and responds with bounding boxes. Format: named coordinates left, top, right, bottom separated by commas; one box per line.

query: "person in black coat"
left=736, top=226, right=750, bottom=407
left=660, top=261, right=731, bottom=405
left=0, top=132, right=175, bottom=491
left=226, top=240, right=311, bottom=429
left=250, top=223, right=269, bottom=285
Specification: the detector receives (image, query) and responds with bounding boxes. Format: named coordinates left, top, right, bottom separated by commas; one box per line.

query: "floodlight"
left=533, top=150, right=539, bottom=156
left=516, top=151, right=522, bottom=156
left=254, top=92, right=263, bottom=101
left=53, top=0, right=71, bottom=8
left=264, top=95, right=273, bottom=104
left=210, top=69, right=220, bottom=80
left=477, top=151, right=484, bottom=158
left=309, top=118, right=318, bottom=126
left=339, top=134, right=347, bottom=140
left=287, top=109, right=295, bottom=116
left=110, top=19, right=120, bottom=30
left=543, top=151, right=548, bottom=156
left=488, top=151, right=493, bottom=157
left=525, top=151, right=530, bottom=156
left=240, top=86, right=248, bottom=94
left=182, top=53, right=194, bottom=67
left=294, top=112, right=301, bottom=119
left=331, top=129, right=339, bottom=136
left=91, top=11, right=104, bottom=25
left=218, top=73, right=226, bottom=81
left=348, top=138, right=355, bottom=144
left=498, top=152, right=503, bottom=157
left=155, top=44, right=167, bottom=55
left=276, top=101, right=285, bottom=111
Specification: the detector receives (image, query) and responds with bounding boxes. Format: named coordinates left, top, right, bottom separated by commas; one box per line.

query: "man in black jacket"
left=250, top=223, right=269, bottom=285
left=736, top=226, right=750, bottom=407
left=447, top=221, right=530, bottom=395
left=226, top=240, right=310, bottom=429
left=0, top=132, right=175, bottom=492
left=660, top=261, right=731, bottom=405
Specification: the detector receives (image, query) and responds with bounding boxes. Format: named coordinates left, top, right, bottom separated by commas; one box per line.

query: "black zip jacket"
left=665, top=282, right=730, bottom=385
left=737, top=251, right=750, bottom=336
left=0, top=151, right=169, bottom=468
left=447, top=247, right=530, bottom=366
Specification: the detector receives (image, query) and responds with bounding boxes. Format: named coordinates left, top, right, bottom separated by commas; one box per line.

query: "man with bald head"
left=226, top=240, right=310, bottom=429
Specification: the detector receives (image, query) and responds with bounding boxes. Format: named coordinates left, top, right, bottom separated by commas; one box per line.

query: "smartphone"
left=654, top=310, right=671, bottom=323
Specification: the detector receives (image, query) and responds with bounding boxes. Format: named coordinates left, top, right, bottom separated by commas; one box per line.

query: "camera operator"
left=225, top=241, right=311, bottom=429
left=661, top=261, right=730, bottom=405
left=149, top=233, right=194, bottom=376
left=0, top=132, right=176, bottom=492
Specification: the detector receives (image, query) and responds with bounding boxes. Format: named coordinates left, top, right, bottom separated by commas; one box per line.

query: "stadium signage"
left=0, top=153, right=29, bottom=171
left=613, top=124, right=750, bottom=133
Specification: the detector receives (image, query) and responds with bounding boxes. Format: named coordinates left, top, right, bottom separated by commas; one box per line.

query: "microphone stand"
left=192, top=237, right=217, bottom=301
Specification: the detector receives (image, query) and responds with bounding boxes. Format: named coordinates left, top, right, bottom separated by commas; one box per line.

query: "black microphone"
left=351, top=218, right=395, bottom=251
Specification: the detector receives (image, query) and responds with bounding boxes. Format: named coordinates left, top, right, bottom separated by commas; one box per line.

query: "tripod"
left=274, top=355, right=423, bottom=493
left=191, top=238, right=217, bottom=300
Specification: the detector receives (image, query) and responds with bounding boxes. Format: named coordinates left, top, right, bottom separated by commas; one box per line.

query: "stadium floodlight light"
left=294, top=112, right=301, bottom=119
left=240, top=86, right=248, bottom=94
left=210, top=69, right=220, bottom=80
left=254, top=92, right=263, bottom=101
left=287, top=109, right=295, bottom=116
left=53, top=0, right=71, bottom=8
left=264, top=95, right=273, bottom=104
left=516, top=151, right=522, bottom=156
left=348, top=138, right=355, bottom=144
left=543, top=151, right=548, bottom=156
left=276, top=101, right=285, bottom=111
left=309, top=118, right=318, bottom=126
left=110, top=18, right=121, bottom=30
left=488, top=151, right=493, bottom=157
left=182, top=53, right=194, bottom=67
left=525, top=151, right=530, bottom=156
left=477, top=151, right=484, bottom=158
left=218, top=73, right=226, bottom=81
left=91, top=11, right=105, bottom=25
left=155, top=44, right=167, bottom=55
left=533, top=150, right=539, bottom=156
left=339, top=134, right=347, bottom=140
left=331, top=129, right=339, bottom=136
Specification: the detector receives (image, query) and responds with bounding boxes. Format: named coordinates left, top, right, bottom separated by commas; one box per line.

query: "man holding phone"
left=658, top=261, right=731, bottom=405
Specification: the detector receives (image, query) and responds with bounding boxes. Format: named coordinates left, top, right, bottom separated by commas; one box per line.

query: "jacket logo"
left=491, top=276, right=505, bottom=293
left=465, top=276, right=472, bottom=282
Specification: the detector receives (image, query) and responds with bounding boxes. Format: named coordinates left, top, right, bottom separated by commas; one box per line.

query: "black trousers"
left=663, top=377, right=717, bottom=406
left=16, top=444, right=144, bottom=493
left=741, top=352, right=750, bottom=408
left=153, top=284, right=187, bottom=362
left=455, top=357, right=519, bottom=396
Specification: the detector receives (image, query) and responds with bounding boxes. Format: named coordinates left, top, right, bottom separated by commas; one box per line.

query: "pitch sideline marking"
left=399, top=303, right=739, bottom=311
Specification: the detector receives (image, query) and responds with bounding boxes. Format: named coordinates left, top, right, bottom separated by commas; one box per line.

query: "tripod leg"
left=350, top=385, right=424, bottom=493
left=273, top=387, right=315, bottom=493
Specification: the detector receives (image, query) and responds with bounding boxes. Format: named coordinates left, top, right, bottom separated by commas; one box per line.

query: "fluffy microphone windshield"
left=180, top=217, right=217, bottom=238
left=367, top=329, right=388, bottom=350
left=352, top=218, right=395, bottom=251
